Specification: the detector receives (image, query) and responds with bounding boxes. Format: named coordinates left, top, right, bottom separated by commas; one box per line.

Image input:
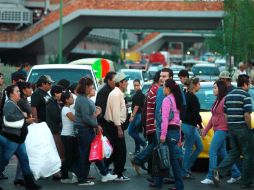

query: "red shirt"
left=146, top=84, right=159, bottom=135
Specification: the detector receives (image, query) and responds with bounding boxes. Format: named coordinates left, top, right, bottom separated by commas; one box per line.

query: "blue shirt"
left=155, top=87, right=165, bottom=128
left=224, top=88, right=252, bottom=126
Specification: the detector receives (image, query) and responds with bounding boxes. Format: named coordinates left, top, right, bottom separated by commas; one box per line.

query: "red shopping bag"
left=89, top=133, right=103, bottom=162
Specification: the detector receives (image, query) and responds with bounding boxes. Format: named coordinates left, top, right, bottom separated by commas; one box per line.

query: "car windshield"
left=142, top=84, right=151, bottom=94
left=192, top=66, right=219, bottom=76
left=122, top=71, right=142, bottom=80
left=196, top=86, right=216, bottom=111
left=28, top=69, right=93, bottom=85
left=196, top=86, right=254, bottom=111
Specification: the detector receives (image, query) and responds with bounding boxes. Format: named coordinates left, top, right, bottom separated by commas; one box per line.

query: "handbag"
left=155, top=143, right=170, bottom=170
left=3, top=116, right=24, bottom=129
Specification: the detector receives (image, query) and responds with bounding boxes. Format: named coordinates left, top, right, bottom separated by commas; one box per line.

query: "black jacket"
left=95, top=84, right=113, bottom=124
left=182, top=91, right=202, bottom=127
left=46, top=98, right=62, bottom=135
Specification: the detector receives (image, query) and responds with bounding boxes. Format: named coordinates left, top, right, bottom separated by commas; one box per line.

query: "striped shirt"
left=224, top=88, right=252, bottom=125
left=146, top=84, right=159, bottom=135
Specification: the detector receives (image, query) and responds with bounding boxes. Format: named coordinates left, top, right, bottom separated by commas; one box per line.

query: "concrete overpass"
left=132, top=32, right=215, bottom=53
left=0, top=0, right=224, bottom=64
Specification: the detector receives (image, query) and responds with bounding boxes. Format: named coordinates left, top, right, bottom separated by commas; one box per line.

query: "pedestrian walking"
left=213, top=74, right=254, bottom=188
left=0, top=85, right=41, bottom=190
left=151, top=68, right=174, bottom=188
left=74, top=77, right=117, bottom=185
left=201, top=80, right=241, bottom=185
left=181, top=77, right=204, bottom=179
left=60, top=91, right=79, bottom=184
left=130, top=71, right=161, bottom=175
left=128, top=79, right=146, bottom=154
left=104, top=72, right=130, bottom=181
left=46, top=85, right=64, bottom=161
left=160, top=79, right=184, bottom=190
left=95, top=71, right=116, bottom=137
left=31, top=75, right=53, bottom=123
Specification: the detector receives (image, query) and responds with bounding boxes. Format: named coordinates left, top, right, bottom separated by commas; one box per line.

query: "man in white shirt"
left=104, top=72, right=130, bottom=181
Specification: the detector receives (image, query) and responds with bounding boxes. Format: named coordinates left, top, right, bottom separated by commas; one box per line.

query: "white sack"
left=25, top=122, right=61, bottom=180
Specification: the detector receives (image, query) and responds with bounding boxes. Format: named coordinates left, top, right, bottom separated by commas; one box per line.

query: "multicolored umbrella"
left=92, top=58, right=110, bottom=79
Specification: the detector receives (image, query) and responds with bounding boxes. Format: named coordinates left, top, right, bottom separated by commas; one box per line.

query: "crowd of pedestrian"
left=0, top=62, right=253, bottom=190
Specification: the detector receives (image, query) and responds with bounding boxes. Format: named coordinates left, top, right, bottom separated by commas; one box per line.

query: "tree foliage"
left=205, top=0, right=254, bottom=64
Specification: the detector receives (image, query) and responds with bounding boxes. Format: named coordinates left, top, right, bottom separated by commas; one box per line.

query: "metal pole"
left=58, top=0, right=63, bottom=64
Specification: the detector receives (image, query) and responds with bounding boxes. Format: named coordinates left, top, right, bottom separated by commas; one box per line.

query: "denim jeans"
left=218, top=126, right=254, bottom=186
left=0, top=135, right=33, bottom=176
left=181, top=123, right=203, bottom=176
left=75, top=126, right=108, bottom=182
left=134, top=133, right=156, bottom=166
left=166, top=130, right=184, bottom=190
left=206, top=130, right=240, bottom=180
left=128, top=113, right=146, bottom=152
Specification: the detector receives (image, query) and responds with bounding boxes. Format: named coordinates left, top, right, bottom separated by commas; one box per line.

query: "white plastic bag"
left=102, top=136, right=113, bottom=159
left=25, top=122, right=61, bottom=180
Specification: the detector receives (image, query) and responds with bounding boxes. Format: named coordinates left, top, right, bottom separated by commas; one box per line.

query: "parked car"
left=192, top=63, right=220, bottom=81
left=27, top=64, right=98, bottom=101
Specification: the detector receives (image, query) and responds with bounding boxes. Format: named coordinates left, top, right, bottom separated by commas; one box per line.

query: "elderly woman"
left=0, top=84, right=41, bottom=190
left=74, top=77, right=117, bottom=186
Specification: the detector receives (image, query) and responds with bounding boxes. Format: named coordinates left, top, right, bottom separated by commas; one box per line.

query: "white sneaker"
left=61, top=178, right=75, bottom=184
left=201, top=178, right=214, bottom=184
left=71, top=173, right=78, bottom=183
left=78, top=180, right=95, bottom=186
left=114, top=175, right=130, bottom=182
left=101, top=173, right=118, bottom=182
left=227, top=176, right=241, bottom=184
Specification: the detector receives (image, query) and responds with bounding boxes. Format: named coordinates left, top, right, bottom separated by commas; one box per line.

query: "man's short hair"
left=161, top=68, right=173, bottom=78
left=104, top=71, right=116, bottom=84
left=178, top=69, right=189, bottom=78
left=0, top=72, right=3, bottom=77
left=133, top=79, right=140, bottom=84
left=237, top=74, right=250, bottom=87
left=11, top=72, right=26, bottom=83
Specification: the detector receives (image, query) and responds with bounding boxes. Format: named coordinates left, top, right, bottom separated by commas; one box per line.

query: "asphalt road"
left=0, top=132, right=243, bottom=190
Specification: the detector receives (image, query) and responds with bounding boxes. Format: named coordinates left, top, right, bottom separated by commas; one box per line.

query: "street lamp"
left=58, top=0, right=63, bottom=64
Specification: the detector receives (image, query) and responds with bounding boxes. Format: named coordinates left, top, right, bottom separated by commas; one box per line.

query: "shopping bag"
left=89, top=133, right=103, bottom=162
left=102, top=136, right=113, bottom=159
left=25, top=122, right=61, bottom=180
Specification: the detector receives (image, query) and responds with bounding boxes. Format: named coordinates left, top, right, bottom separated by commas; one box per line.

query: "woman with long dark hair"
left=181, top=77, right=204, bottom=178
left=201, top=81, right=241, bottom=184
left=160, top=79, right=184, bottom=190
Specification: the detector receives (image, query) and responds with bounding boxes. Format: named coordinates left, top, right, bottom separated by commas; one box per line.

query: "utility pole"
left=58, top=0, right=63, bottom=64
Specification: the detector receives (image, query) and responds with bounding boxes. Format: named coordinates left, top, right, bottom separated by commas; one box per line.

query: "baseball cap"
left=37, top=75, right=55, bottom=85
left=219, top=71, right=231, bottom=79
left=115, top=72, right=129, bottom=83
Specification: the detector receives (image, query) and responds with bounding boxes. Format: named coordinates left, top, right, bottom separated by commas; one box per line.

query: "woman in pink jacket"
left=201, top=80, right=241, bottom=185
left=160, top=79, right=184, bottom=190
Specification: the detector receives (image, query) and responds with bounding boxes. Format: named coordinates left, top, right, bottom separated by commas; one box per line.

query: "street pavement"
left=1, top=132, right=243, bottom=190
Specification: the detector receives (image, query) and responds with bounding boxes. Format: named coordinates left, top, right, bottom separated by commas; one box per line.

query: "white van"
left=26, top=64, right=98, bottom=101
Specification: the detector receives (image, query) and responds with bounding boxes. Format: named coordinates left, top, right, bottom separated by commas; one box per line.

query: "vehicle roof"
left=69, top=58, right=113, bottom=65
left=31, top=64, right=93, bottom=70
left=193, top=63, right=217, bottom=67
left=120, top=69, right=142, bottom=73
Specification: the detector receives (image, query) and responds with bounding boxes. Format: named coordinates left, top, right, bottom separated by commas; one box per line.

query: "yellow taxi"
left=196, top=82, right=254, bottom=158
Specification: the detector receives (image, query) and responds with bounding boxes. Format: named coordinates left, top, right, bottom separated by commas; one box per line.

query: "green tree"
left=205, top=0, right=254, bottom=65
